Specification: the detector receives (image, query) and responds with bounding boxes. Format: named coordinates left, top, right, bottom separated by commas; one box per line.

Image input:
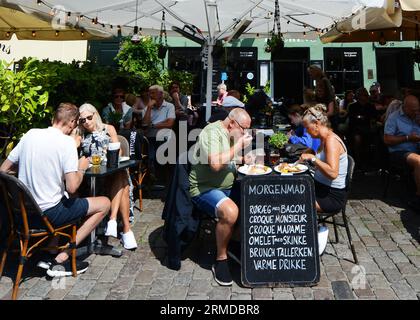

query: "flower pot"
left=158, top=45, right=168, bottom=59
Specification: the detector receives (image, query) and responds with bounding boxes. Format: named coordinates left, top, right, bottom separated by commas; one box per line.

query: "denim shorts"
left=42, top=197, right=89, bottom=227
left=191, top=189, right=232, bottom=219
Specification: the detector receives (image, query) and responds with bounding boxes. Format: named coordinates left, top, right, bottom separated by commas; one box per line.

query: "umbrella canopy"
left=320, top=0, right=420, bottom=43
left=0, top=0, right=114, bottom=40
left=0, top=0, right=378, bottom=40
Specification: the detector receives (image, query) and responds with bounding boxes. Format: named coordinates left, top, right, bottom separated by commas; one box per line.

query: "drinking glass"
left=269, top=151, right=280, bottom=166
left=91, top=154, right=101, bottom=166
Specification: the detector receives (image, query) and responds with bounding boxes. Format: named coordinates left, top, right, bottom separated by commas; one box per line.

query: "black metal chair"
left=318, top=155, right=358, bottom=264
left=0, top=172, right=79, bottom=300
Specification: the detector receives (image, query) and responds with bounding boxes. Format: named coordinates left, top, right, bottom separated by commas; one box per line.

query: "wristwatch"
left=310, top=157, right=317, bottom=163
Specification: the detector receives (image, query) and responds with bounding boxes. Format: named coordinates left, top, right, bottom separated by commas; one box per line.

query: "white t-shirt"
left=7, top=127, right=79, bottom=211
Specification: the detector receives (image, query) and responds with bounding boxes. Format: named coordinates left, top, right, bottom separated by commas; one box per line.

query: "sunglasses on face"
left=79, top=115, right=94, bottom=124
left=114, top=94, right=125, bottom=99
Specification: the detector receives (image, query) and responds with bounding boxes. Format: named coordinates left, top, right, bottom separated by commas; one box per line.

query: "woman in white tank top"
left=299, top=104, right=348, bottom=214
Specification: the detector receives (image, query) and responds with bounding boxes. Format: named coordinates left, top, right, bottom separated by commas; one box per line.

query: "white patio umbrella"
left=3, top=0, right=373, bottom=119
left=320, top=0, right=420, bottom=43
left=0, top=0, right=114, bottom=40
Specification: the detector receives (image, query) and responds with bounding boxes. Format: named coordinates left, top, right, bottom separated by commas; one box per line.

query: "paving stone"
left=273, top=291, right=295, bottom=300
left=167, top=286, right=189, bottom=300
left=396, top=262, right=418, bottom=275
left=379, top=240, right=399, bottom=252
left=354, top=284, right=375, bottom=298
left=398, top=244, right=420, bottom=257
left=366, top=274, right=391, bottom=289
left=292, top=287, right=313, bottom=300
left=231, top=282, right=252, bottom=294
left=63, top=294, right=87, bottom=300
left=252, top=288, right=273, bottom=300
left=372, top=232, right=389, bottom=241
left=149, top=279, right=172, bottom=296
left=25, top=279, right=51, bottom=298
left=19, top=277, right=41, bottom=289
left=361, top=261, right=382, bottom=275
left=106, top=291, right=130, bottom=300
left=331, top=281, right=355, bottom=300
left=98, top=267, right=122, bottom=283
left=360, top=236, right=379, bottom=247
left=80, top=265, right=106, bottom=280
left=90, top=255, right=112, bottom=267
left=110, top=276, right=135, bottom=293
left=155, top=266, right=178, bottom=280
left=407, top=255, right=420, bottom=268
left=86, top=283, right=113, bottom=300
left=405, top=275, right=420, bottom=292
left=373, top=256, right=395, bottom=270
left=68, top=279, right=96, bottom=297
left=188, top=279, right=213, bottom=296
left=383, top=268, right=404, bottom=283
left=173, top=272, right=193, bottom=286
left=231, top=293, right=252, bottom=300
left=390, top=233, right=412, bottom=245
left=365, top=223, right=384, bottom=233
left=135, top=270, right=156, bottom=286
left=391, top=280, right=418, bottom=300
left=192, top=267, right=212, bottom=280
left=367, top=247, right=387, bottom=258
left=387, top=251, right=410, bottom=264
left=374, top=288, right=398, bottom=300
left=186, top=295, right=209, bottom=300
left=208, top=287, right=231, bottom=300
left=127, top=286, right=150, bottom=300
left=321, top=254, right=341, bottom=267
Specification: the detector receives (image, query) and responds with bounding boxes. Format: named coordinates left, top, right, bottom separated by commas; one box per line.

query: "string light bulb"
left=6, top=31, right=10, bottom=37
left=55, top=30, right=59, bottom=37
left=37, top=0, right=42, bottom=5
left=81, top=30, right=85, bottom=37
left=32, top=30, right=36, bottom=37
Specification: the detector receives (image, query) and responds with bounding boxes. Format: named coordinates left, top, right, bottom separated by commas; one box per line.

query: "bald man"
left=384, top=95, right=420, bottom=210
left=189, top=108, right=253, bottom=286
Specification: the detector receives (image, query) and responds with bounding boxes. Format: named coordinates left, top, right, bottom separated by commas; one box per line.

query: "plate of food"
left=119, top=156, right=130, bottom=162
left=274, top=162, right=308, bottom=175
left=238, top=164, right=272, bottom=175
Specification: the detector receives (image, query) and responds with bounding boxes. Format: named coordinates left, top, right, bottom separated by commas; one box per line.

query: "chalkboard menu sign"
left=240, top=175, right=320, bottom=287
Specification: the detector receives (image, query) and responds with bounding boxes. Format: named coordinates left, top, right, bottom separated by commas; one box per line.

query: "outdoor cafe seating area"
left=0, top=0, right=420, bottom=301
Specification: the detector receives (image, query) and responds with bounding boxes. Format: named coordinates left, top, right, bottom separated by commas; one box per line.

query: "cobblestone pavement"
left=1, top=173, right=420, bottom=300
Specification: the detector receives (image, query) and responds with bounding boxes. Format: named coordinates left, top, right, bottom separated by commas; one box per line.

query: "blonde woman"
left=78, top=103, right=137, bottom=250
left=299, top=104, right=348, bottom=254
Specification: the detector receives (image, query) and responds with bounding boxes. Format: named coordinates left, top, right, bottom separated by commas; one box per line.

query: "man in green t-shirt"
left=189, top=108, right=252, bottom=286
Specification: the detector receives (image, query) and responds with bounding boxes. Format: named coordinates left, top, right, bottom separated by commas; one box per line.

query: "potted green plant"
left=268, top=132, right=288, bottom=154
left=265, top=33, right=284, bottom=53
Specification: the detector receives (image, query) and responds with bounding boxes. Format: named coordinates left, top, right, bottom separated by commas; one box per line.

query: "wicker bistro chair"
left=0, top=172, right=79, bottom=300
left=317, top=155, right=359, bottom=264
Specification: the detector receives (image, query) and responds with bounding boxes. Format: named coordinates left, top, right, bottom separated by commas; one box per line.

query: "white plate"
left=238, top=165, right=272, bottom=176
left=119, top=156, right=130, bottom=162
left=274, top=163, right=308, bottom=175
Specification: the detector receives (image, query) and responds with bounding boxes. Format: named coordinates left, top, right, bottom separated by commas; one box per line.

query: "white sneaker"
left=318, top=226, right=329, bottom=256
left=105, top=219, right=118, bottom=238
left=121, top=230, right=138, bottom=250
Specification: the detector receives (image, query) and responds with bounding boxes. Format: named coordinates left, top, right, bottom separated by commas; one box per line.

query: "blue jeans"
left=192, top=188, right=238, bottom=219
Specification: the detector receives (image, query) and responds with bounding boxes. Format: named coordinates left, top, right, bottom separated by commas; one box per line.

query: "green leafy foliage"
left=18, top=58, right=119, bottom=108
left=0, top=58, right=51, bottom=158
left=115, top=37, right=194, bottom=94
left=268, top=132, right=288, bottom=149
